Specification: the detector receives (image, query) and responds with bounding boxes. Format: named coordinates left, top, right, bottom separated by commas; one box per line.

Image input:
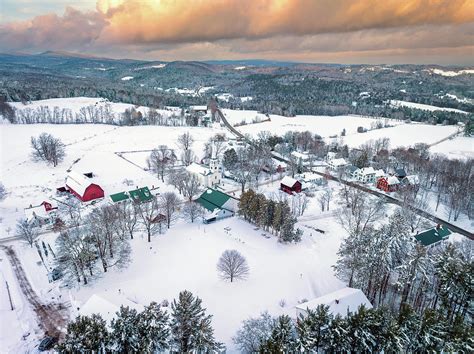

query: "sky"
left=0, top=0, right=473, bottom=65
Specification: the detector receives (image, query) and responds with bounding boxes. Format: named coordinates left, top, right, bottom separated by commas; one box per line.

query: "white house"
left=326, top=151, right=338, bottom=161
left=299, top=173, right=327, bottom=190
left=291, top=151, right=311, bottom=165
left=295, top=287, right=372, bottom=318
left=328, top=158, right=348, bottom=170
left=24, top=201, right=57, bottom=227
left=354, top=167, right=376, bottom=183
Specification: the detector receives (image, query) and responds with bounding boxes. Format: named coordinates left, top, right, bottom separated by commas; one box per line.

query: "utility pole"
left=5, top=281, right=14, bottom=310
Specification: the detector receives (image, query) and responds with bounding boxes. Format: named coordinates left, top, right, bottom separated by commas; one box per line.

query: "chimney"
left=436, top=224, right=441, bottom=230
left=335, top=299, right=339, bottom=304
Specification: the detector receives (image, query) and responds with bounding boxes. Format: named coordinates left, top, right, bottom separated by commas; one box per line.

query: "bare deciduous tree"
left=30, top=132, right=65, bottom=167
left=16, top=218, right=39, bottom=247
left=160, top=192, right=181, bottom=229
left=182, top=201, right=204, bottom=223
left=217, top=250, right=249, bottom=282
left=136, top=198, right=162, bottom=242
left=182, top=172, right=202, bottom=201
left=147, top=145, right=176, bottom=182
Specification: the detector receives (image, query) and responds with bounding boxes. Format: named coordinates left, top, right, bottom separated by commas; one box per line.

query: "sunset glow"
left=1, top=0, right=473, bottom=64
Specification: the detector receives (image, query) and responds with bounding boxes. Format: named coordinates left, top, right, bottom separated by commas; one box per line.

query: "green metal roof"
left=196, top=188, right=232, bottom=212
left=110, top=187, right=153, bottom=203
left=110, top=191, right=129, bottom=203
left=129, top=187, right=153, bottom=203
left=415, top=226, right=452, bottom=247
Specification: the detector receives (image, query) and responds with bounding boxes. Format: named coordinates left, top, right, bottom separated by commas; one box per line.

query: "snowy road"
left=1, top=246, right=68, bottom=339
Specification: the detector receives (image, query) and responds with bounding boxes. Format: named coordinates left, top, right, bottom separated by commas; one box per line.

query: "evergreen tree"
left=261, top=315, right=296, bottom=352
left=346, top=305, right=378, bottom=352
left=170, top=290, right=222, bottom=353
left=413, top=309, right=446, bottom=352
left=296, top=305, right=332, bottom=352
left=272, top=202, right=283, bottom=236
left=138, top=302, right=170, bottom=352
left=57, top=314, right=109, bottom=353
left=324, top=314, right=350, bottom=352
left=110, top=306, right=141, bottom=353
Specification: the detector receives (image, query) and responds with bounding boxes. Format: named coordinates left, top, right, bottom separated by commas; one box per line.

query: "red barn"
left=66, top=171, right=104, bottom=202
left=280, top=176, right=302, bottom=194
left=376, top=176, right=400, bottom=192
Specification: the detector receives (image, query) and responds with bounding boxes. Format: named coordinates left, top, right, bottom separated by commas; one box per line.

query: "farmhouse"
left=354, top=167, right=376, bottom=183
left=291, top=151, right=311, bottom=165
left=196, top=188, right=238, bottom=223
left=327, top=158, right=348, bottom=171
left=296, top=287, right=372, bottom=318
left=414, top=225, right=452, bottom=247
left=280, top=176, right=302, bottom=194
left=376, top=176, right=400, bottom=192
left=299, top=173, right=327, bottom=190
left=66, top=171, right=104, bottom=202
left=24, top=201, right=57, bottom=226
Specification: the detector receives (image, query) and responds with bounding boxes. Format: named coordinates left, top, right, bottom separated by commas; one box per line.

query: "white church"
left=186, top=144, right=221, bottom=188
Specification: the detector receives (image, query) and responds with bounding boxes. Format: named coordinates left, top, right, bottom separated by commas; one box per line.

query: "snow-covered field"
left=430, top=136, right=474, bottom=160
left=235, top=113, right=399, bottom=137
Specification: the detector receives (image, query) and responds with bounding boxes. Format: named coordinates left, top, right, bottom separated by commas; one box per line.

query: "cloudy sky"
left=1, top=0, right=473, bottom=65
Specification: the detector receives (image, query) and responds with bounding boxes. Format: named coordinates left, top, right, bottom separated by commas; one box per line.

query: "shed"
left=280, top=176, right=302, bottom=194
left=296, top=287, right=372, bottom=318
left=415, top=225, right=452, bottom=247
left=66, top=171, right=104, bottom=202
left=196, top=188, right=237, bottom=213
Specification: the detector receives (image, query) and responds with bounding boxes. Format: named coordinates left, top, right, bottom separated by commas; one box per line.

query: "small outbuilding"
left=296, top=287, right=372, bottom=318
left=280, top=176, right=302, bottom=194
left=66, top=171, right=104, bottom=202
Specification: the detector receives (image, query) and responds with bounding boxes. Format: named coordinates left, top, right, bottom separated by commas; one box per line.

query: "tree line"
left=233, top=303, right=472, bottom=353
left=57, top=290, right=223, bottom=353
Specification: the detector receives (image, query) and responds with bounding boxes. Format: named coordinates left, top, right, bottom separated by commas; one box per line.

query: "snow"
left=295, top=287, right=372, bottom=317
left=430, top=68, right=474, bottom=77
left=121, top=76, right=134, bottom=81
left=430, top=136, right=474, bottom=160
left=186, top=162, right=211, bottom=176
left=343, top=123, right=459, bottom=149
left=390, top=100, right=468, bottom=114
left=234, top=66, right=246, bottom=70
left=240, top=96, right=253, bottom=102
left=216, top=93, right=234, bottom=102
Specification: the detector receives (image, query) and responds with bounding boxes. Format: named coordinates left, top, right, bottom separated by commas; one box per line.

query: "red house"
left=66, top=171, right=104, bottom=202
left=280, top=176, right=302, bottom=194
left=376, top=176, right=400, bottom=192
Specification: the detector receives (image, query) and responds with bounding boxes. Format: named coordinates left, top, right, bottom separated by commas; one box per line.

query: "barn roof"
left=281, top=176, right=300, bottom=188
left=66, top=170, right=95, bottom=196
left=296, top=287, right=372, bottom=317
left=110, top=187, right=153, bottom=203
left=196, top=188, right=234, bottom=212
left=129, top=187, right=153, bottom=203
left=415, top=225, right=452, bottom=246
